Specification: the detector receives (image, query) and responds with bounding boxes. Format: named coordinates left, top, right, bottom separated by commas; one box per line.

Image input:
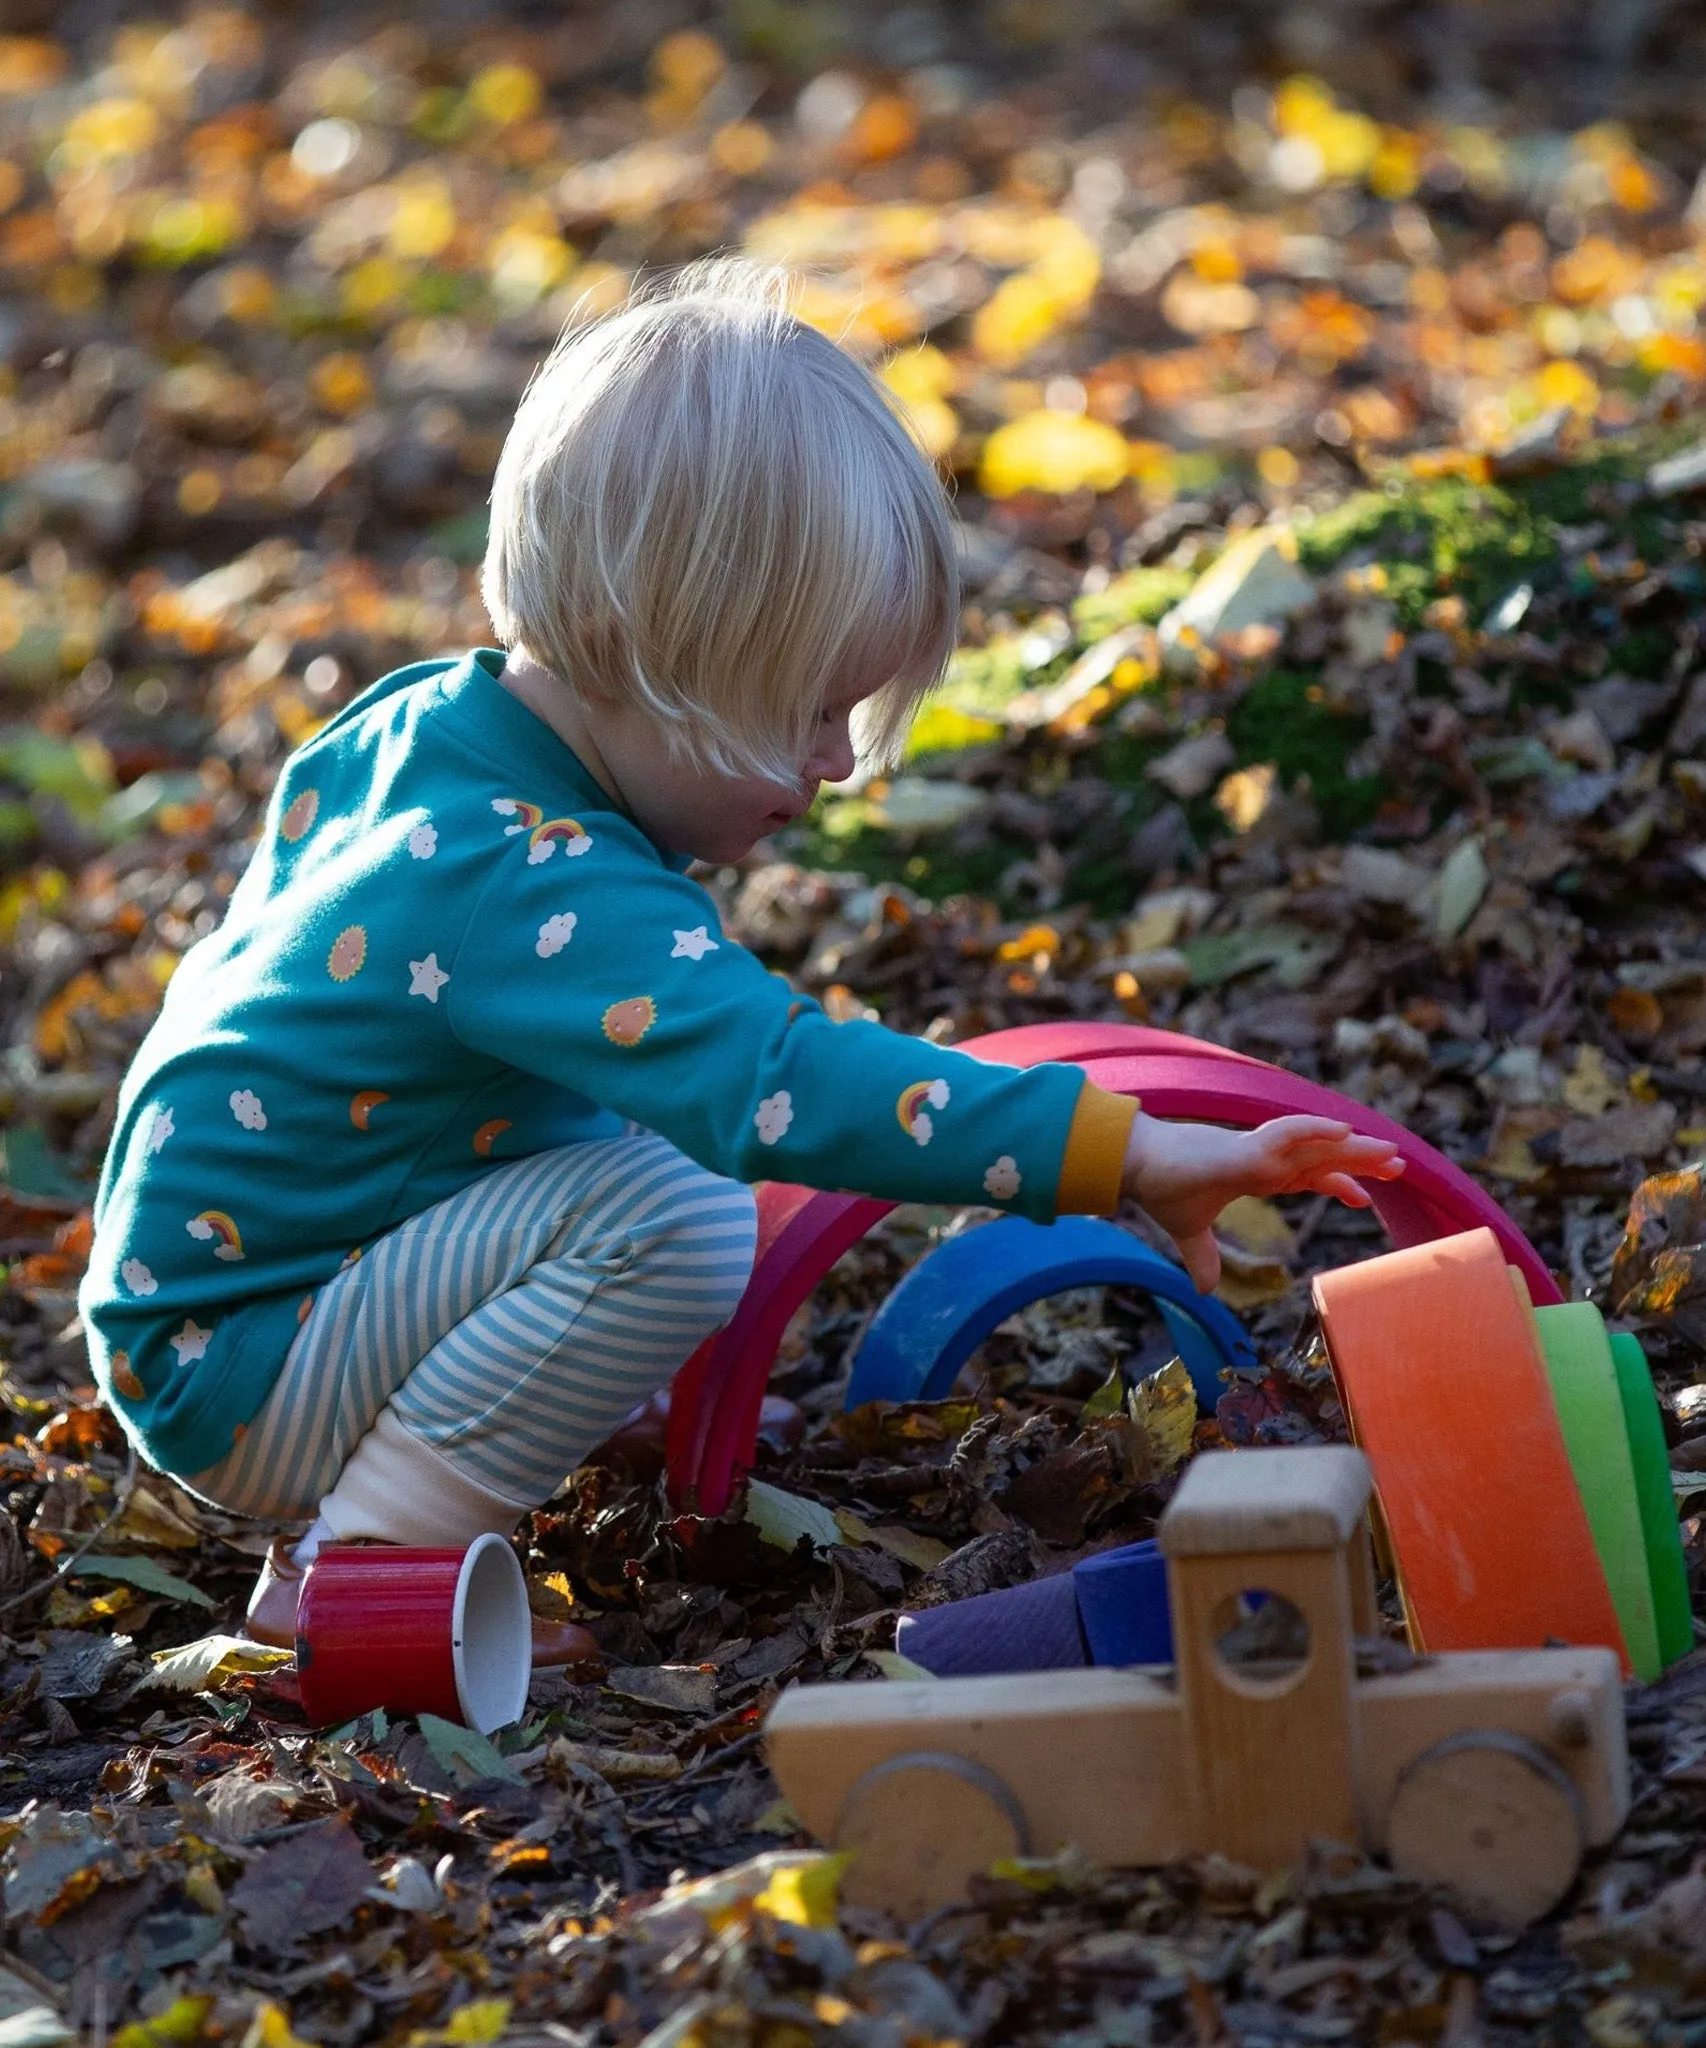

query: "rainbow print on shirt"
left=493, top=798, right=593, bottom=864
left=186, top=1210, right=245, bottom=1261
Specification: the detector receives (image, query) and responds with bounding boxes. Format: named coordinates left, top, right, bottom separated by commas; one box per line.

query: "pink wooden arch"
left=664, top=1023, right=1559, bottom=1513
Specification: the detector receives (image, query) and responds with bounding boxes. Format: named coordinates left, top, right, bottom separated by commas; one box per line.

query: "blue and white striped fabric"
left=190, top=1133, right=756, bottom=1521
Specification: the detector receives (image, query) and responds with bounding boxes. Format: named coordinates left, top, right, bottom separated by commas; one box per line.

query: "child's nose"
left=807, top=724, right=856, bottom=785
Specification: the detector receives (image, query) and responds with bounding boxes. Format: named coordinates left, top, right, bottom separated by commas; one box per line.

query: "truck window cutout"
left=1210, top=1589, right=1311, bottom=1693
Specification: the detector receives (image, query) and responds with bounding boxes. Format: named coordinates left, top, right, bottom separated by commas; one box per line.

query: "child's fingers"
left=1310, top=1170, right=1373, bottom=1207
left=1269, top=1128, right=1404, bottom=1176
left=1257, top=1115, right=1353, bottom=1148
left=1174, top=1225, right=1221, bottom=1294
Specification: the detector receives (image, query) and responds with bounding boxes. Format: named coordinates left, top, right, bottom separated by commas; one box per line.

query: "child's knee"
left=624, top=1170, right=756, bottom=1329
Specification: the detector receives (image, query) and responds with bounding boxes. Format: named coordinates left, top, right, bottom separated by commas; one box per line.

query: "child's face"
left=596, top=670, right=879, bottom=864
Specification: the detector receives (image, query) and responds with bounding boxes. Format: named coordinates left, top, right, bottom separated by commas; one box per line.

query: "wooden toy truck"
left=766, top=1447, right=1629, bottom=1928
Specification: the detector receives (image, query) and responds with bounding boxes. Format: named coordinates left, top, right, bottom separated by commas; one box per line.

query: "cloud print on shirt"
left=230, top=1088, right=267, bottom=1131
left=121, top=1258, right=157, bottom=1296
left=536, top=912, right=577, bottom=958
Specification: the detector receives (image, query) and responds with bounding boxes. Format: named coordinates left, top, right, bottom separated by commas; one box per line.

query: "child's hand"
left=1120, top=1112, right=1405, bottom=1294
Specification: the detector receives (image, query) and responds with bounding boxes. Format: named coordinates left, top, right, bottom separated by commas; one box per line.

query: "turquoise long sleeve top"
left=80, top=650, right=1137, bottom=1478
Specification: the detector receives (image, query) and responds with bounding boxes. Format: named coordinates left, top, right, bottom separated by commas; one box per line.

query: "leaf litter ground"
left=3, top=1, right=1706, bottom=2041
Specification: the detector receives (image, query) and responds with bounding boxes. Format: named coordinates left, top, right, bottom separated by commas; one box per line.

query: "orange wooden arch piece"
left=1312, top=1228, right=1628, bottom=1671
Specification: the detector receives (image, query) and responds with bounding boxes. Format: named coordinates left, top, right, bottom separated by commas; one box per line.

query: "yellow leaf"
left=442, top=2000, right=513, bottom=2046
left=386, top=177, right=456, bottom=262
left=636, top=1851, right=843, bottom=1935
left=753, top=1851, right=851, bottom=1929
left=1564, top=1044, right=1625, bottom=1117
left=1127, top=1356, right=1196, bottom=1475
left=113, top=1996, right=214, bottom=2048
left=1081, top=1365, right=1126, bottom=1421
left=1216, top=1195, right=1298, bottom=1261
left=980, top=410, right=1129, bottom=496
left=241, top=2003, right=319, bottom=2048
left=146, top=1632, right=293, bottom=1693
left=995, top=922, right=1061, bottom=964
left=467, top=63, right=542, bottom=127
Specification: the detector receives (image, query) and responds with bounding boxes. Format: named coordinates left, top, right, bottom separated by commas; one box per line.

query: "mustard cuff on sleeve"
left=1054, top=1082, right=1139, bottom=1215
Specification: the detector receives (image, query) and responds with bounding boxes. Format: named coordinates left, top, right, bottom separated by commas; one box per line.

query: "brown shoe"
left=244, top=1535, right=304, bottom=1649
left=244, top=1536, right=604, bottom=1669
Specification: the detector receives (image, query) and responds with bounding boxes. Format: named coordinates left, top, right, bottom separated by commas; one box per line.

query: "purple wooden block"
left=895, top=1571, right=1088, bottom=1677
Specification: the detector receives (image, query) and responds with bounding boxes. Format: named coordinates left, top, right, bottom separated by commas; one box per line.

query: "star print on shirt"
left=170, top=1319, right=212, bottom=1364
left=671, top=926, right=719, bottom=961
left=408, top=954, right=450, bottom=1003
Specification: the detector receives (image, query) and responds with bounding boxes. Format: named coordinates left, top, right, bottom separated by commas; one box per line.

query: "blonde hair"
left=482, top=260, right=958, bottom=785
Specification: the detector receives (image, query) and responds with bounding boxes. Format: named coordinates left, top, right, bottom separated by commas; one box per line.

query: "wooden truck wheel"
left=1385, top=1729, right=1585, bottom=1929
left=833, top=1750, right=1029, bottom=1917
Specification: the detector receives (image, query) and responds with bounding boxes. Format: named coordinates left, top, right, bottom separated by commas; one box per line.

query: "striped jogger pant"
left=188, top=1133, right=757, bottom=1534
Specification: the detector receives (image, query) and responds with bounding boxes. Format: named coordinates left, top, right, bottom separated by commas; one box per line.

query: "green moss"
left=1611, top=625, right=1679, bottom=679
left=1227, top=668, right=1386, bottom=838
left=1072, top=566, right=1194, bottom=641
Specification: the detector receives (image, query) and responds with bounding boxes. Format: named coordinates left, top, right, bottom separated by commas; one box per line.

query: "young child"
left=80, top=262, right=1402, bottom=1660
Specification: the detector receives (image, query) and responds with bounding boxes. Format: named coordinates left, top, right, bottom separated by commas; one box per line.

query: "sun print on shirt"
left=602, top=996, right=656, bottom=1046
left=328, top=925, right=367, bottom=981
left=280, top=788, right=319, bottom=842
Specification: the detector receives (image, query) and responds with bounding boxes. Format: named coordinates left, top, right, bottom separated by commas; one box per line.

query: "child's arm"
left=446, top=820, right=1130, bottom=1222
left=445, top=813, right=1400, bottom=1244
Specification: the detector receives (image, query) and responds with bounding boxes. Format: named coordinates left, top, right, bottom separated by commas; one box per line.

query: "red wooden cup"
left=296, top=1533, right=531, bottom=1733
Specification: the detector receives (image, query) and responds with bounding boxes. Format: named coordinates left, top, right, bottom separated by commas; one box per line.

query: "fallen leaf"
left=752, top=1850, right=851, bottom=1929
left=833, top=1508, right=951, bottom=1570
left=1434, top=836, right=1490, bottom=939
left=145, top=1634, right=293, bottom=1693
left=406, top=1998, right=513, bottom=2047
left=1127, top=1356, right=1199, bottom=1477
left=865, top=1650, right=936, bottom=1681
left=605, top=1664, right=717, bottom=1715
left=743, top=1478, right=841, bottom=1554
left=229, top=1819, right=374, bottom=1952
left=1557, top=1100, right=1677, bottom=1167
left=69, top=1555, right=215, bottom=1609
left=418, top=1713, right=525, bottom=1785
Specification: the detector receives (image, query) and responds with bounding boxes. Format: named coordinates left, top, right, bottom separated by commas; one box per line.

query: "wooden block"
left=765, top=1668, right=1189, bottom=1871
left=1384, top=1730, right=1585, bottom=1928
left=1313, top=1230, right=1628, bottom=1666
left=1168, top=1545, right=1365, bottom=1867
left=1358, top=1646, right=1628, bottom=1848
left=1159, top=1446, right=1373, bottom=1556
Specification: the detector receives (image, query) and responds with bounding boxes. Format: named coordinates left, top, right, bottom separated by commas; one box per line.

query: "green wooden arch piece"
left=1608, top=1329, right=1695, bottom=1672
left=1535, top=1303, right=1661, bottom=1683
